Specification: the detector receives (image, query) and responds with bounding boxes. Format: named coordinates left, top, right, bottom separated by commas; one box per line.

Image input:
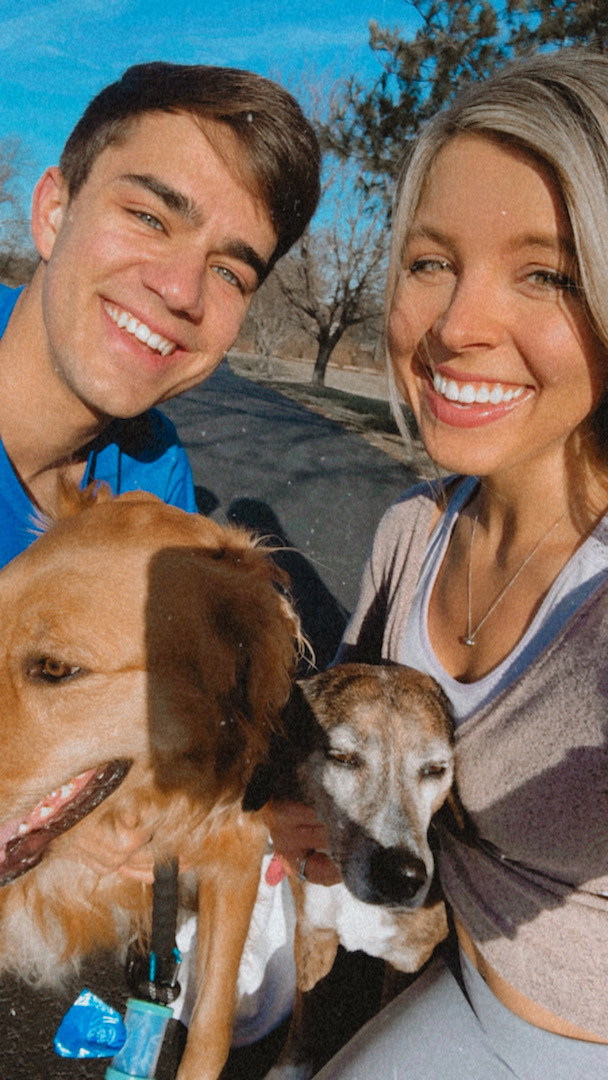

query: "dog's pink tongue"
left=0, top=768, right=97, bottom=863
left=265, top=854, right=287, bottom=886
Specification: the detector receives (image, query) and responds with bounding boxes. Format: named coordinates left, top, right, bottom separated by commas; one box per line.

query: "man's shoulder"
left=0, top=284, right=23, bottom=337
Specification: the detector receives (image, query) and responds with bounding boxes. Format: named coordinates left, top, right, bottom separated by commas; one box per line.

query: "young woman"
left=296, top=49, right=608, bottom=1078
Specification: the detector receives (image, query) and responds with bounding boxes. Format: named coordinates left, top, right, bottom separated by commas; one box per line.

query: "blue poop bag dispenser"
left=105, top=858, right=182, bottom=1079
left=106, top=858, right=182, bottom=1080
left=105, top=998, right=173, bottom=1079
left=54, top=860, right=182, bottom=1078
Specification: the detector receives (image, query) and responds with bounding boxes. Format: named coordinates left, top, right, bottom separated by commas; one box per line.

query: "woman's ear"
left=30, top=167, right=69, bottom=262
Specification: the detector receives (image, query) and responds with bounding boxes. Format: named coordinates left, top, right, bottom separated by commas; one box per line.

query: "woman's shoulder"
left=375, top=474, right=473, bottom=539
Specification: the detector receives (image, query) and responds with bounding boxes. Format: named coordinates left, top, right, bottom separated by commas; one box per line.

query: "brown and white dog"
left=0, top=484, right=300, bottom=1080
left=245, top=663, right=454, bottom=1080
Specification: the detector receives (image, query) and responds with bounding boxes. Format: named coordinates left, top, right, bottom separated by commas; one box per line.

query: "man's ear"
left=30, top=167, right=69, bottom=262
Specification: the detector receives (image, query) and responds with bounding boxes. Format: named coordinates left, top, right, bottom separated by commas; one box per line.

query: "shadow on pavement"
left=227, top=497, right=349, bottom=673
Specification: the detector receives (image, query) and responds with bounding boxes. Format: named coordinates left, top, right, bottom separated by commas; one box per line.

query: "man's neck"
left=0, top=270, right=109, bottom=511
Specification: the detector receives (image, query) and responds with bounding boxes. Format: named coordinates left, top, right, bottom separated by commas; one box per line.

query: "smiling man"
left=0, top=62, right=321, bottom=565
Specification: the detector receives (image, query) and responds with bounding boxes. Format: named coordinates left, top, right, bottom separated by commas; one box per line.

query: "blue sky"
left=0, top=0, right=417, bottom=209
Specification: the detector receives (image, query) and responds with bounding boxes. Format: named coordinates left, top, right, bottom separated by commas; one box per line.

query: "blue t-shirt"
left=0, top=283, right=197, bottom=569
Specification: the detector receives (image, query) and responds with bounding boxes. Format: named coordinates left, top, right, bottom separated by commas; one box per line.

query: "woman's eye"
left=408, top=257, right=453, bottom=276
left=526, top=268, right=579, bottom=293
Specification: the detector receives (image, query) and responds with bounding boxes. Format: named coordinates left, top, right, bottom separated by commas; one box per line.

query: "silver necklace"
left=462, top=510, right=567, bottom=647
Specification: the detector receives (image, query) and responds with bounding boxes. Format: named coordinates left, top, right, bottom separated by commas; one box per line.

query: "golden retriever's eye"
left=327, top=749, right=359, bottom=768
left=420, top=763, right=448, bottom=779
left=30, top=658, right=83, bottom=682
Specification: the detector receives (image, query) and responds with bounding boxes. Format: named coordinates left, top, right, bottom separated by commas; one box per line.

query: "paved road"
left=163, top=362, right=419, bottom=667
left=0, top=364, right=420, bottom=1079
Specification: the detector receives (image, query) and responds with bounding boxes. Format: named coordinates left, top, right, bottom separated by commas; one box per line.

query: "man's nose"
left=142, top=254, right=205, bottom=322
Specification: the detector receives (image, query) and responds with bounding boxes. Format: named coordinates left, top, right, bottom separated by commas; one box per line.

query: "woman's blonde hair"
left=386, top=48, right=608, bottom=456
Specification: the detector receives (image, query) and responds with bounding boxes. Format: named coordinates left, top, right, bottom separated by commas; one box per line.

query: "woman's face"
left=388, top=134, right=608, bottom=480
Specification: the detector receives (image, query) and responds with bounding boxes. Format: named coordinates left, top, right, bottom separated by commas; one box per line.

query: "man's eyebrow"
left=119, top=172, right=270, bottom=284
left=222, top=240, right=269, bottom=286
left=120, top=173, right=203, bottom=225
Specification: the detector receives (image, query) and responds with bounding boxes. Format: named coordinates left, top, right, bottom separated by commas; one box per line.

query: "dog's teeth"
left=60, top=783, right=75, bottom=798
left=38, top=806, right=53, bottom=819
left=18, top=824, right=29, bottom=836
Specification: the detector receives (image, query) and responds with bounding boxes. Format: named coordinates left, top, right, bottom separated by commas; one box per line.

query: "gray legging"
left=314, top=949, right=608, bottom=1080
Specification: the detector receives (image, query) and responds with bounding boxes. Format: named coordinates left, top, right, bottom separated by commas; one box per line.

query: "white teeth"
left=459, top=384, right=477, bottom=405
left=433, top=372, right=526, bottom=406
left=39, top=806, right=53, bottom=819
left=104, top=303, right=177, bottom=356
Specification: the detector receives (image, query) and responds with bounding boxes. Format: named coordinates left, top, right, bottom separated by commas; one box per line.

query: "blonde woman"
left=278, top=50, right=608, bottom=1079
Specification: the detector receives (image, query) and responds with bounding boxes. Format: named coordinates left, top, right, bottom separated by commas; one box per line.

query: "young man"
left=0, top=61, right=320, bottom=566
left=0, top=63, right=320, bottom=1063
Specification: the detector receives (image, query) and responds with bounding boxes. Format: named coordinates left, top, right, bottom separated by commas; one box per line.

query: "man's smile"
left=104, top=301, right=177, bottom=357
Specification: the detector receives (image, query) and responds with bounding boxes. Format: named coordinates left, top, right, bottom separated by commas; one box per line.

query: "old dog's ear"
left=145, top=538, right=301, bottom=795
left=242, top=680, right=320, bottom=810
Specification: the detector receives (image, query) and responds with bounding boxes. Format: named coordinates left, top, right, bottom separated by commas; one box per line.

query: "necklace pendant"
left=462, top=635, right=476, bottom=647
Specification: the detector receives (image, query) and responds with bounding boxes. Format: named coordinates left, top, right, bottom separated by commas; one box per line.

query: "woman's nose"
left=432, top=272, right=504, bottom=352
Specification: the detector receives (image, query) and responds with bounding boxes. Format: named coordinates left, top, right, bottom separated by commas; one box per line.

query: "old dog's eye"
left=327, top=749, right=360, bottom=768
left=420, top=763, right=448, bottom=779
left=29, top=658, right=83, bottom=682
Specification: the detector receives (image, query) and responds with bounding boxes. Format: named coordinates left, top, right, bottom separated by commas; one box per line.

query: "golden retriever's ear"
left=61, top=479, right=114, bottom=513
left=37, top=478, right=114, bottom=529
left=49, top=480, right=163, bottom=526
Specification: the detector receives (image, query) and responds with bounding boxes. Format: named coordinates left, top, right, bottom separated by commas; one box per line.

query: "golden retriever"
left=245, top=663, right=454, bottom=1080
left=0, top=483, right=300, bottom=1080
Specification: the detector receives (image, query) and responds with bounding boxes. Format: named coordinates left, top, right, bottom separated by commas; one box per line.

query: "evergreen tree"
left=323, top=0, right=608, bottom=192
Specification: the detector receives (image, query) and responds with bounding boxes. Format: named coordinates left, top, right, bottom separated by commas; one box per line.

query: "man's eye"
left=135, top=211, right=164, bottom=231
left=213, top=265, right=240, bottom=288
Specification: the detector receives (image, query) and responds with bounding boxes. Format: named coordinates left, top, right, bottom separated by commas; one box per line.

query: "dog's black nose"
left=400, top=855, right=428, bottom=899
left=367, top=846, right=428, bottom=905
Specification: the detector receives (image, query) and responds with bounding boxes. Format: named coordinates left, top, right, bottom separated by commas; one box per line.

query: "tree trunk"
left=311, top=336, right=335, bottom=386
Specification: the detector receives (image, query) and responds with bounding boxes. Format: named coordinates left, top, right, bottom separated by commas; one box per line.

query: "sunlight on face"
left=388, top=134, right=608, bottom=482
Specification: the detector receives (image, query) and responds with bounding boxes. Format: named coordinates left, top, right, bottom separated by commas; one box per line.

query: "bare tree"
left=240, top=272, right=298, bottom=374
left=0, top=137, right=35, bottom=284
left=274, top=160, right=387, bottom=385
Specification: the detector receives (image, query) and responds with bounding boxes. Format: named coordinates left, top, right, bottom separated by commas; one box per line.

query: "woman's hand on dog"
left=265, top=799, right=342, bottom=886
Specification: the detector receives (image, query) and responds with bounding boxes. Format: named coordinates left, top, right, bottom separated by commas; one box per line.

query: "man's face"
left=33, top=111, right=277, bottom=421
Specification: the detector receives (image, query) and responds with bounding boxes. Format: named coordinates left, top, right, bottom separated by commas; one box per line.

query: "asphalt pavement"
left=0, top=363, right=420, bottom=1079
left=163, top=362, right=419, bottom=667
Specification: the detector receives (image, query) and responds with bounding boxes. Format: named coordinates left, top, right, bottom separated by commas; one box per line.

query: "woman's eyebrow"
left=508, top=232, right=576, bottom=257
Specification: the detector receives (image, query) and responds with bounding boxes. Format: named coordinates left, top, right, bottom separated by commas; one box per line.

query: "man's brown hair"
left=59, top=62, right=321, bottom=271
